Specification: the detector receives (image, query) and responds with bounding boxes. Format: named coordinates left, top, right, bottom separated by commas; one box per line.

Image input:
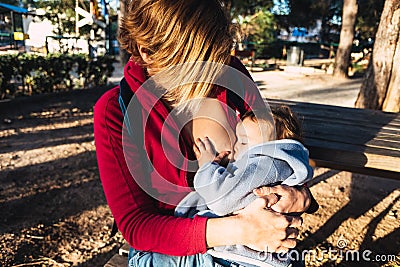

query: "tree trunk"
left=333, top=0, right=358, bottom=79
left=383, top=30, right=400, bottom=112
left=355, top=0, right=400, bottom=111
left=118, top=0, right=130, bottom=65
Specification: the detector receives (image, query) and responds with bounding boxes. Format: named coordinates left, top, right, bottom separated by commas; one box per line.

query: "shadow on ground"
left=0, top=85, right=125, bottom=266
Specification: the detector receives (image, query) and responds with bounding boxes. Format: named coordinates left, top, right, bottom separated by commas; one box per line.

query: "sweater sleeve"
left=94, top=87, right=208, bottom=256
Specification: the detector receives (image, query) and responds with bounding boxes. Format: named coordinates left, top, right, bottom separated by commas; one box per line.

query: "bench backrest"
left=267, top=99, right=400, bottom=180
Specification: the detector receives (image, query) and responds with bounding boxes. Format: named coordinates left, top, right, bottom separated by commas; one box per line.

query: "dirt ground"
left=0, top=71, right=399, bottom=267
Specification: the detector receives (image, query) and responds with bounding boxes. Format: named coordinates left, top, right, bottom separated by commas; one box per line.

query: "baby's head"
left=233, top=105, right=302, bottom=159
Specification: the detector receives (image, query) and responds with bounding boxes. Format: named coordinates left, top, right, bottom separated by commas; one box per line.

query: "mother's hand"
left=235, top=197, right=302, bottom=253
left=253, top=184, right=311, bottom=214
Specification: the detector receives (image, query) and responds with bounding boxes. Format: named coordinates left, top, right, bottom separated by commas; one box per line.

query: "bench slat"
left=306, top=139, right=400, bottom=172
left=302, top=123, right=400, bottom=148
left=301, top=115, right=400, bottom=133
left=267, top=99, right=400, bottom=124
left=295, top=108, right=400, bottom=125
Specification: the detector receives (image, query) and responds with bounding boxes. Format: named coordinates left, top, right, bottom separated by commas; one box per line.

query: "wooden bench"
left=104, top=99, right=400, bottom=266
left=267, top=98, right=400, bottom=180
left=104, top=243, right=130, bottom=267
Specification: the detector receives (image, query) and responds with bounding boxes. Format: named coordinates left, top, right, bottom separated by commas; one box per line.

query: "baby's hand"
left=193, top=137, right=231, bottom=167
left=193, top=137, right=217, bottom=167
left=214, top=150, right=231, bottom=166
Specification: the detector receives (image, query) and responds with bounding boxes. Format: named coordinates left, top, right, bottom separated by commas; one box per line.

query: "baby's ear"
left=259, top=120, right=276, bottom=141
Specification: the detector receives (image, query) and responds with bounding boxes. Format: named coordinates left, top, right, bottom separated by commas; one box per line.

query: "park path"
left=251, top=68, right=362, bottom=107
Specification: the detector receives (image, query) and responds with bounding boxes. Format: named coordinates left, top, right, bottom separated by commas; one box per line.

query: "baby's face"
left=233, top=117, right=274, bottom=160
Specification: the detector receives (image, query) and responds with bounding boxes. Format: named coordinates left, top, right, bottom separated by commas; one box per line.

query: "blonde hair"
left=118, top=0, right=235, bottom=108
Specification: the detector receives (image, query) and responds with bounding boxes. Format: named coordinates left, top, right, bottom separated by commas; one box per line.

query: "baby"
left=175, top=105, right=315, bottom=267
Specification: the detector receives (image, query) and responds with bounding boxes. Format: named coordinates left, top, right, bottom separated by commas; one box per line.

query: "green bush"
left=0, top=53, right=115, bottom=99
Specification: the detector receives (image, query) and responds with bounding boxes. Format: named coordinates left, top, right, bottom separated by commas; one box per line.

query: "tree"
left=333, top=0, right=358, bottom=79
left=356, top=0, right=385, bottom=42
left=238, top=7, right=276, bottom=55
left=276, top=0, right=383, bottom=44
left=247, top=8, right=276, bottom=44
left=222, top=0, right=273, bottom=18
left=355, top=0, right=400, bottom=112
left=276, top=0, right=343, bottom=43
left=34, top=1, right=77, bottom=35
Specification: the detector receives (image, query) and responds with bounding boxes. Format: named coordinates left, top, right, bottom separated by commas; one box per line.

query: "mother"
left=94, top=0, right=312, bottom=264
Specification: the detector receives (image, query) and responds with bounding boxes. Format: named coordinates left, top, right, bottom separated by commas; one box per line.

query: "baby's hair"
left=241, top=105, right=303, bottom=143
left=271, top=105, right=303, bottom=143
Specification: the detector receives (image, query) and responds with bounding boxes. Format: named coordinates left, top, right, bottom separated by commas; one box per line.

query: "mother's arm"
left=94, top=88, right=210, bottom=256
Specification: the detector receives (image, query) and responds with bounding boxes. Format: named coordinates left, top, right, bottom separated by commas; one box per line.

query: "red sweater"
left=94, top=57, right=264, bottom=255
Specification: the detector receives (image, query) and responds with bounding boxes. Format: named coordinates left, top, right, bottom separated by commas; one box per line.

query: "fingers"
left=264, top=193, right=279, bottom=208
left=203, top=137, right=214, bottom=151
left=273, top=215, right=302, bottom=245
left=219, top=150, right=231, bottom=157
left=253, top=186, right=272, bottom=196
left=253, top=184, right=290, bottom=196
left=271, top=223, right=300, bottom=253
left=275, top=214, right=302, bottom=230
left=239, top=197, right=303, bottom=253
left=195, top=138, right=206, bottom=152
left=253, top=187, right=279, bottom=208
left=245, top=197, right=269, bottom=212
left=261, top=229, right=299, bottom=253
left=255, top=185, right=307, bottom=214
left=193, top=143, right=200, bottom=158
left=195, top=137, right=216, bottom=153
left=289, top=216, right=303, bottom=228
left=215, top=151, right=231, bottom=161
left=275, top=238, right=297, bottom=253
left=266, top=184, right=290, bottom=196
